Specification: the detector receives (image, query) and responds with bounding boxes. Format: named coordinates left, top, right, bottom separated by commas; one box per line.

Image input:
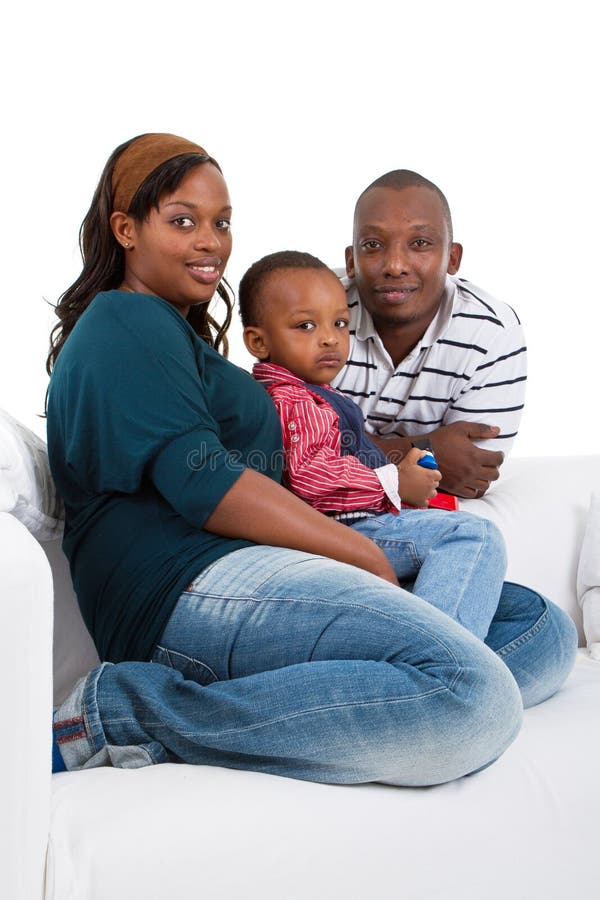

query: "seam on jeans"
left=154, top=644, right=219, bottom=683
left=495, top=608, right=548, bottom=658
left=455, top=519, right=496, bottom=611
left=81, top=699, right=96, bottom=755
left=184, top=555, right=227, bottom=591
left=197, top=548, right=331, bottom=603
left=140, top=741, right=167, bottom=765
left=426, top=517, right=495, bottom=616
left=184, top=547, right=305, bottom=597
left=102, top=687, right=451, bottom=740
left=187, top=590, right=463, bottom=669
left=365, top=536, right=421, bottom=567
left=82, top=663, right=112, bottom=757
left=355, top=517, right=421, bottom=564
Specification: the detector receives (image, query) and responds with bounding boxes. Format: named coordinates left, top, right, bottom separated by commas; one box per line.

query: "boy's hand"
left=397, top=448, right=441, bottom=508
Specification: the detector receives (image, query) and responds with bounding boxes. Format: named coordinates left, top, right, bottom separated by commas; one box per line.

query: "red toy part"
left=428, top=492, right=460, bottom=511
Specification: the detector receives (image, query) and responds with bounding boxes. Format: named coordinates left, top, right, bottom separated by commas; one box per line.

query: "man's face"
left=346, top=185, right=462, bottom=334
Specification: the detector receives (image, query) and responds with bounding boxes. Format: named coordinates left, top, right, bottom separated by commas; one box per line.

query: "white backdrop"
left=2, top=0, right=598, bottom=456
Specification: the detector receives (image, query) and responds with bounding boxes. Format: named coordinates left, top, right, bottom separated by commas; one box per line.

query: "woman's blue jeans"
left=54, top=546, right=577, bottom=786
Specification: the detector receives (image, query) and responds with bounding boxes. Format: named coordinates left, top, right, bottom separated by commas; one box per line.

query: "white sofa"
left=2, top=407, right=600, bottom=899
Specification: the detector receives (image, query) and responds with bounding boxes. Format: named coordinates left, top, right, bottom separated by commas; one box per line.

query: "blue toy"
left=417, top=451, right=439, bottom=470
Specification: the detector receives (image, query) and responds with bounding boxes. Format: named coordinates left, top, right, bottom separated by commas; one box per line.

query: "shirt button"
left=290, top=435, right=299, bottom=443
left=288, top=422, right=297, bottom=430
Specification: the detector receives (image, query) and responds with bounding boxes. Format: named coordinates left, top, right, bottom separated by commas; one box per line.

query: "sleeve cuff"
left=374, top=463, right=402, bottom=512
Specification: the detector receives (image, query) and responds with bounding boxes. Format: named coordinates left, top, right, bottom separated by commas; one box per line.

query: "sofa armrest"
left=0, top=512, right=53, bottom=900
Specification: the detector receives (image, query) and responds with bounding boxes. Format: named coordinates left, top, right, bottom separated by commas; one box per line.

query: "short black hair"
left=355, top=169, right=454, bottom=242
left=239, top=250, right=330, bottom=327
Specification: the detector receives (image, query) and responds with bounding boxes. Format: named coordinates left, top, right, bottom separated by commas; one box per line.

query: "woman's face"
left=123, top=163, right=232, bottom=317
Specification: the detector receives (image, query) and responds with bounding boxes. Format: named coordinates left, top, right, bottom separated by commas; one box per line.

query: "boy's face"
left=345, top=185, right=462, bottom=334
left=243, top=268, right=350, bottom=384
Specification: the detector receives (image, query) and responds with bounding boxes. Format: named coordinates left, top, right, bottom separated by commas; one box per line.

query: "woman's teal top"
left=47, top=291, right=282, bottom=663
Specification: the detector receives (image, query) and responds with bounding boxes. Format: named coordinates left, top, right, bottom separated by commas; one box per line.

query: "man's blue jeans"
left=351, top=509, right=506, bottom=639
left=54, top=546, right=577, bottom=786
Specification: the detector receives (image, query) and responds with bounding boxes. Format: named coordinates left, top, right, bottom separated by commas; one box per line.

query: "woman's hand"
left=397, top=448, right=441, bottom=508
left=204, top=468, right=399, bottom=586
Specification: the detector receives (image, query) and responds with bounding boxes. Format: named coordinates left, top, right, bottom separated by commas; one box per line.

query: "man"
left=332, top=170, right=526, bottom=498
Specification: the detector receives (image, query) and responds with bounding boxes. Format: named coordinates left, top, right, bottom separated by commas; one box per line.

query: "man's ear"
left=447, top=242, right=463, bottom=275
left=110, top=211, right=137, bottom=251
left=243, top=326, right=270, bottom=361
left=345, top=245, right=356, bottom=278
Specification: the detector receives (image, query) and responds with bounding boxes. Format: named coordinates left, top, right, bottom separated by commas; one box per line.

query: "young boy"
left=239, top=250, right=507, bottom=640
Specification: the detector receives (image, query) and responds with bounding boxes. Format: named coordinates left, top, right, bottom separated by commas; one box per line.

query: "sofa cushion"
left=0, top=408, right=63, bottom=541
left=577, top=491, right=600, bottom=659
left=46, top=652, right=600, bottom=900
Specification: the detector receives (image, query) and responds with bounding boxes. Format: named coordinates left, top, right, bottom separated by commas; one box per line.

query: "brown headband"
left=111, top=133, right=210, bottom=213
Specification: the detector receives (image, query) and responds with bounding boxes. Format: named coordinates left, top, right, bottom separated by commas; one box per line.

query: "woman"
left=48, top=133, right=576, bottom=784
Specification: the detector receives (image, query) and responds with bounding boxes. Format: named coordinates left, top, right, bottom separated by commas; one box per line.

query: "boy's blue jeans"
left=54, top=545, right=577, bottom=786
left=351, top=509, right=506, bottom=639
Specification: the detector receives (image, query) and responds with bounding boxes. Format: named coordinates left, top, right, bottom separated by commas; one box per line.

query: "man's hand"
left=397, top=448, right=441, bottom=507
left=428, top=422, right=504, bottom=498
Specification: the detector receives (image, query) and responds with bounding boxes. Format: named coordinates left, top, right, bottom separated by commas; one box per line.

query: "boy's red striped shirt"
left=253, top=362, right=399, bottom=516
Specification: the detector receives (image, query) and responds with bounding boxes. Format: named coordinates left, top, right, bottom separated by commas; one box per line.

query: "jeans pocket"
left=152, top=644, right=219, bottom=686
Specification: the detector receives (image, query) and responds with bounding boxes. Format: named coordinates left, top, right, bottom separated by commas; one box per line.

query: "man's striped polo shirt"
left=332, top=275, right=527, bottom=453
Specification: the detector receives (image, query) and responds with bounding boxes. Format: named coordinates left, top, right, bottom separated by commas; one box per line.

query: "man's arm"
left=369, top=424, right=503, bottom=499
left=442, top=322, right=527, bottom=453
left=435, top=320, right=526, bottom=495
left=371, top=317, right=527, bottom=497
